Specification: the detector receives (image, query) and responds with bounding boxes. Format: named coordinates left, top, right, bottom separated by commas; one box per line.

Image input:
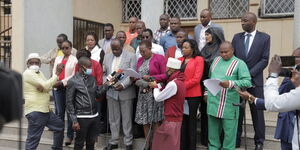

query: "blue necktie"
left=244, top=34, right=251, bottom=56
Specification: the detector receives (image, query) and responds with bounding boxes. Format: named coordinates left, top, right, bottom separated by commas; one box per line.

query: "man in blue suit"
left=232, top=12, right=270, bottom=150
left=194, top=9, right=224, bottom=52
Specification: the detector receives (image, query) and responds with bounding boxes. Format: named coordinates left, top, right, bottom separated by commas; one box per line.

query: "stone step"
left=0, top=133, right=73, bottom=150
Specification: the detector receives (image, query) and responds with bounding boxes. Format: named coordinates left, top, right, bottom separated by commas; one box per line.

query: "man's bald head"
left=111, top=39, right=123, bottom=57
left=243, top=12, right=257, bottom=23
left=220, top=41, right=234, bottom=60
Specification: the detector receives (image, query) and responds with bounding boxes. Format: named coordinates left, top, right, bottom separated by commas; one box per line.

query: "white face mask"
left=29, top=65, right=40, bottom=73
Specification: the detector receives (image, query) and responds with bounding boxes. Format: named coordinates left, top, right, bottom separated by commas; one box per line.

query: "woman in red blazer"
left=178, top=39, right=204, bottom=150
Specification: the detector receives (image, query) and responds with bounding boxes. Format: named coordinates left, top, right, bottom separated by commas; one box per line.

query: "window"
left=164, top=0, right=197, bottom=20
left=209, top=0, right=249, bottom=19
left=3, top=6, right=10, bottom=15
left=122, top=0, right=141, bottom=23
left=260, top=0, right=294, bottom=17
left=73, top=18, right=104, bottom=50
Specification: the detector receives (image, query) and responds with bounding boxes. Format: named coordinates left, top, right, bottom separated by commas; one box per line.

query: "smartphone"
left=280, top=56, right=296, bottom=67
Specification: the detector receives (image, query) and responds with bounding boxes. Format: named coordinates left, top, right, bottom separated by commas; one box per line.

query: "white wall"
left=12, top=0, right=73, bottom=75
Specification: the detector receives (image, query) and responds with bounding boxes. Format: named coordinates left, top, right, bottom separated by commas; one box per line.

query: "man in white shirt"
left=238, top=55, right=300, bottom=150
left=136, top=28, right=165, bottom=59
left=194, top=9, right=224, bottom=52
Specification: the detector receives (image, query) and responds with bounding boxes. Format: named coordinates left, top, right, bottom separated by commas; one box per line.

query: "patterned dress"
left=135, top=58, right=164, bottom=125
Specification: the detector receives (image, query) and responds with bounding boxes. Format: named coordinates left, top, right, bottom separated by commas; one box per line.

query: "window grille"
left=164, top=0, right=197, bottom=20
left=73, top=18, right=104, bottom=50
left=209, top=0, right=249, bottom=19
left=0, top=0, right=11, bottom=68
left=122, top=0, right=141, bottom=23
left=260, top=0, right=294, bottom=17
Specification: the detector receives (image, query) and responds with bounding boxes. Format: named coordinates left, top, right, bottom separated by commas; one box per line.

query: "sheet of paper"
left=122, top=68, right=142, bottom=78
left=203, top=79, right=222, bottom=96
left=183, top=100, right=189, bottom=115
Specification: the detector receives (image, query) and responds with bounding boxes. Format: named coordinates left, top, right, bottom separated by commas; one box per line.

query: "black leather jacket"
left=66, top=73, right=108, bottom=123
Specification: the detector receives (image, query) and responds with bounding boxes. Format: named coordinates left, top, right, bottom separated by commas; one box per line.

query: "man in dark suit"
left=232, top=12, right=270, bottom=150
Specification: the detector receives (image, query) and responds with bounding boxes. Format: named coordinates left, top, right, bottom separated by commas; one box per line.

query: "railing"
left=0, top=0, right=12, bottom=68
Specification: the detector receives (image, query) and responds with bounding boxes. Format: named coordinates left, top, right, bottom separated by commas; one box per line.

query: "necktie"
left=244, top=34, right=251, bottom=56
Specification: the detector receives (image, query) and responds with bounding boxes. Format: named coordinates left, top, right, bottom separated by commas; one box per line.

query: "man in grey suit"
left=102, top=39, right=137, bottom=150
left=194, top=9, right=224, bottom=52
left=194, top=8, right=224, bottom=146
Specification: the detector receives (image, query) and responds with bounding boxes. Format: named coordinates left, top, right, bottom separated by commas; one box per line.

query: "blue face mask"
left=84, top=68, right=92, bottom=75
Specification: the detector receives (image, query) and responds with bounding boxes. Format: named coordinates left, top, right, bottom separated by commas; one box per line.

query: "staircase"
left=0, top=104, right=281, bottom=150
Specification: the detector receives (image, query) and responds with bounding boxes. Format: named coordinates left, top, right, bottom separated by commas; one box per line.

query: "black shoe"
left=64, top=138, right=72, bottom=146
left=126, top=145, right=133, bottom=150
left=103, top=144, right=118, bottom=150
left=255, top=144, right=263, bottom=150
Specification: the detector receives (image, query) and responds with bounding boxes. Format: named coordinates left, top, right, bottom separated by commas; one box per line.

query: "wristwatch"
left=267, top=72, right=279, bottom=79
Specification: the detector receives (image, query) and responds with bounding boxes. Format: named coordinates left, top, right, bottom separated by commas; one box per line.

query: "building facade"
left=8, top=0, right=297, bottom=74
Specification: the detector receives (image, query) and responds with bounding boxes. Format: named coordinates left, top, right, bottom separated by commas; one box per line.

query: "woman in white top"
left=52, top=40, right=78, bottom=145
left=136, top=29, right=165, bottom=59
left=85, top=32, right=105, bottom=65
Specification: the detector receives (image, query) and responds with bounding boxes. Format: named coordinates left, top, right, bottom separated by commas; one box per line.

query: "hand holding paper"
left=203, top=79, right=222, bottom=96
left=122, top=68, right=142, bottom=78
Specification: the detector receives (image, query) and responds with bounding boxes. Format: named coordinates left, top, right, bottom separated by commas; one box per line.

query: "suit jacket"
left=136, top=54, right=167, bottom=82
left=232, top=31, right=270, bottom=87
left=103, top=51, right=137, bottom=100
left=53, top=55, right=78, bottom=86
left=194, top=23, right=224, bottom=46
left=275, top=78, right=296, bottom=143
left=178, top=56, right=204, bottom=97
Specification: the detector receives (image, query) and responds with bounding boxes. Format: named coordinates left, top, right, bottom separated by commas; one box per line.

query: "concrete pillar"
left=294, top=0, right=300, bottom=49
left=12, top=0, right=73, bottom=75
left=141, top=0, right=164, bottom=32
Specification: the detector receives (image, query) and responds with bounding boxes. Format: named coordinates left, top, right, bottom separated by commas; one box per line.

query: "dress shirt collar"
left=244, top=29, right=257, bottom=37
left=201, top=21, right=212, bottom=28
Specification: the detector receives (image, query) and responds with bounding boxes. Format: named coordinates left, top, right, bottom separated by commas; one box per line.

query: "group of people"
left=23, top=8, right=300, bottom=150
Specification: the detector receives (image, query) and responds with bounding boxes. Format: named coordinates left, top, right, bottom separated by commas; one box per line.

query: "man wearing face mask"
left=23, top=53, right=64, bottom=150
left=66, top=56, right=110, bottom=150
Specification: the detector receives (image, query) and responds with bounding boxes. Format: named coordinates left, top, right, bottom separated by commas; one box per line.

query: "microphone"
left=106, top=69, right=124, bottom=87
left=106, top=71, right=116, bottom=81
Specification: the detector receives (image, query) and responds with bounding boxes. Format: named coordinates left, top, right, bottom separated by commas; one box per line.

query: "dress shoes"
left=126, top=145, right=133, bottom=150
left=103, top=144, right=118, bottom=150
left=255, top=144, right=263, bottom=150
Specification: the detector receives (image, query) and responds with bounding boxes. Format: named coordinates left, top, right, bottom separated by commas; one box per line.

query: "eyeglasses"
left=62, top=47, right=70, bottom=50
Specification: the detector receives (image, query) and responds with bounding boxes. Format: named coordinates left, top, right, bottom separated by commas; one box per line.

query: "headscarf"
left=200, top=27, right=225, bottom=66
